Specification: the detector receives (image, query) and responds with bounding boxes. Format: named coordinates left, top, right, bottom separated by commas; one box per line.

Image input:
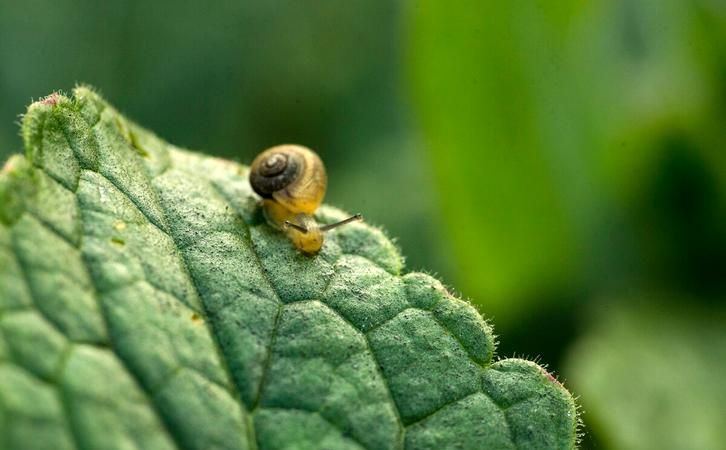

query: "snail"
left=249, top=144, right=362, bottom=254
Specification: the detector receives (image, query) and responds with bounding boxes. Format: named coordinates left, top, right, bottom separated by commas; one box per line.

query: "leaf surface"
left=0, top=88, right=577, bottom=450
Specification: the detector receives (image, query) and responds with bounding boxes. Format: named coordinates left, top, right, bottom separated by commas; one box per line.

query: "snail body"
left=249, top=145, right=360, bottom=254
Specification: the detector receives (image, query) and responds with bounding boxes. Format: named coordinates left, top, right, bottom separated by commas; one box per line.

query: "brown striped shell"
left=249, top=145, right=327, bottom=215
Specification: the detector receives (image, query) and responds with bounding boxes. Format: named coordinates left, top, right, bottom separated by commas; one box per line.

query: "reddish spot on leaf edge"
left=40, top=92, right=60, bottom=106
left=541, top=366, right=565, bottom=388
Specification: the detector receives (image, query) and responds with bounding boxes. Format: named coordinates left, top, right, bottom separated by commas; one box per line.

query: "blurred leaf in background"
left=572, top=0, right=726, bottom=297
left=565, top=299, right=726, bottom=450
left=410, top=2, right=593, bottom=326
left=0, top=0, right=454, bottom=279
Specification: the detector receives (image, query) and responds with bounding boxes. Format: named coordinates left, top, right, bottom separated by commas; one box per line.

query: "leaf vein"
left=10, top=229, right=75, bottom=343
left=323, top=306, right=406, bottom=448
left=140, top=145, right=256, bottom=447
left=54, top=345, right=85, bottom=450
left=48, top=110, right=189, bottom=450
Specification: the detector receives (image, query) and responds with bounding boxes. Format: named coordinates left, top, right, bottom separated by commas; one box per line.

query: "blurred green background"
left=1, top=1, right=725, bottom=448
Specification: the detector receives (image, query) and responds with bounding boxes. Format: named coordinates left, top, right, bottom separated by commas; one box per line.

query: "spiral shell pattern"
left=249, top=144, right=327, bottom=214
left=249, top=149, right=300, bottom=198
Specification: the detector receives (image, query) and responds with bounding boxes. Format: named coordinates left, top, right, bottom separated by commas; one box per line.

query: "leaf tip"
left=39, top=92, right=61, bottom=106
left=22, top=92, right=69, bottom=165
left=27, top=91, right=70, bottom=112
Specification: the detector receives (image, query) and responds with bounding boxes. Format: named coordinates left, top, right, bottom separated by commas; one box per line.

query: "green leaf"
left=0, top=88, right=577, bottom=450
left=565, top=299, right=726, bottom=450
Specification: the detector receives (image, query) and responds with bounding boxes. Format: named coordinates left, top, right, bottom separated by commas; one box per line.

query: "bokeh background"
left=1, top=1, right=725, bottom=448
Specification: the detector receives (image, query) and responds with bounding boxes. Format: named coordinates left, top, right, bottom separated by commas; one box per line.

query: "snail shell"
left=249, top=145, right=327, bottom=215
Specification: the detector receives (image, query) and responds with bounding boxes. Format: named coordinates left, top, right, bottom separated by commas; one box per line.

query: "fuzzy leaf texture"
left=0, top=88, right=577, bottom=450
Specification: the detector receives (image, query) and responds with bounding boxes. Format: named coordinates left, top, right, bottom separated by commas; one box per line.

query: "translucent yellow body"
left=263, top=199, right=324, bottom=254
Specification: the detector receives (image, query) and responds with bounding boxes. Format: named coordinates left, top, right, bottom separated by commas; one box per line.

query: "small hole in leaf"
left=191, top=313, right=201, bottom=323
